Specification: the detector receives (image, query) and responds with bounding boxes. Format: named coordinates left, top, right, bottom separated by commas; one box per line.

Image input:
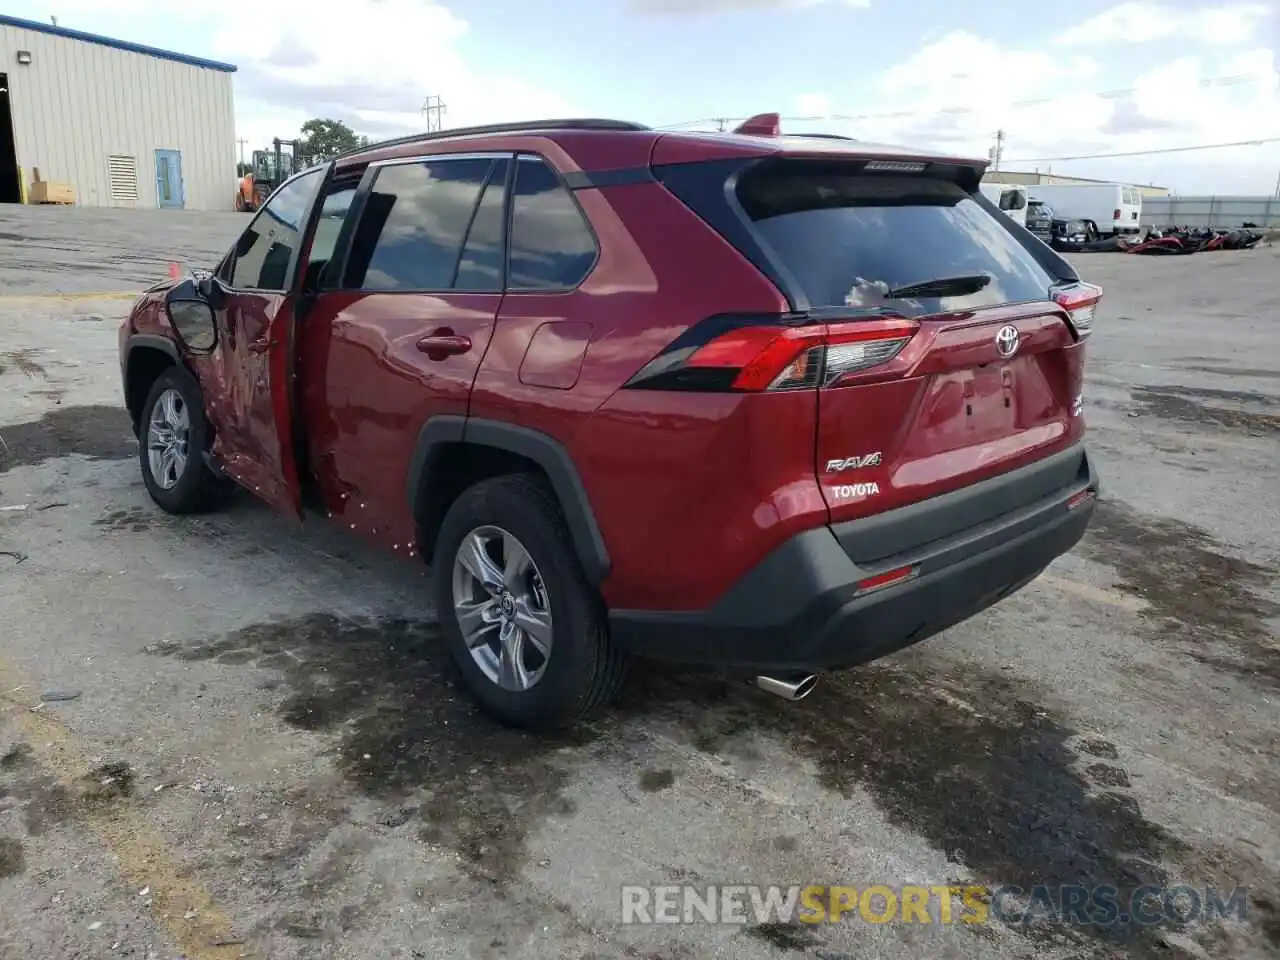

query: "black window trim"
left=215, top=165, right=331, bottom=295
left=449, top=157, right=515, bottom=290
left=303, top=172, right=365, bottom=294
left=504, top=152, right=601, bottom=295
left=333, top=150, right=514, bottom=296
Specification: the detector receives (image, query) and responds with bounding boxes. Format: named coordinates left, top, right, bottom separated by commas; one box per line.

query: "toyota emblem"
left=994, top=324, right=1020, bottom=359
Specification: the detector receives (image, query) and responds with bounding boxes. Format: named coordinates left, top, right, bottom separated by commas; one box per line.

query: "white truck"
left=1024, top=183, right=1142, bottom=237
left=978, top=183, right=1029, bottom=227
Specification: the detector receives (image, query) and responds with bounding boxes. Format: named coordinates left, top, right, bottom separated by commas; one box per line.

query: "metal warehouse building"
left=0, top=14, right=236, bottom=210
left=983, top=169, right=1171, bottom=199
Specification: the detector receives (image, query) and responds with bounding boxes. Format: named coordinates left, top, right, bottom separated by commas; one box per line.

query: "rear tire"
left=138, top=366, right=231, bottom=514
left=433, top=473, right=626, bottom=731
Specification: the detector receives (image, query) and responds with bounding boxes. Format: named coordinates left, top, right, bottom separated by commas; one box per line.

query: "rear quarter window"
left=507, top=157, right=597, bottom=290
left=736, top=163, right=1057, bottom=316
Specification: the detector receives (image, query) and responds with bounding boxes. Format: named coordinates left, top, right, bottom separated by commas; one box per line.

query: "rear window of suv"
left=735, top=161, right=1057, bottom=316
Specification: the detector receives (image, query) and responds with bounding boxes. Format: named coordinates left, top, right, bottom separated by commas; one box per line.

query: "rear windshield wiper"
left=886, top=273, right=992, bottom=299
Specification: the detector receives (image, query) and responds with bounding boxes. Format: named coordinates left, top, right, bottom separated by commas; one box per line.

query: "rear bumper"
left=609, top=446, right=1100, bottom=672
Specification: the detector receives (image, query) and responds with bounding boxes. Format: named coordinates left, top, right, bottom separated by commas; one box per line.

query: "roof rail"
left=793, top=133, right=858, bottom=141
left=334, top=118, right=651, bottom=161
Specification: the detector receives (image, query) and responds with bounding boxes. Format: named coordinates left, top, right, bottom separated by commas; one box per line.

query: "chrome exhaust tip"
left=754, top=673, right=819, bottom=702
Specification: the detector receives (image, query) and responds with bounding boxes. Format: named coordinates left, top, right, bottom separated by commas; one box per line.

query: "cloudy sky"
left=8, top=0, right=1280, bottom=193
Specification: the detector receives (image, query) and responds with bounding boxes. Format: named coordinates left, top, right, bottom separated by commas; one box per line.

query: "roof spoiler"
left=733, top=113, right=782, bottom=137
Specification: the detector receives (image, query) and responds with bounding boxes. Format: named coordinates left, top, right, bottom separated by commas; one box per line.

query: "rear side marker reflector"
left=855, top=564, right=919, bottom=596
left=1066, top=489, right=1095, bottom=510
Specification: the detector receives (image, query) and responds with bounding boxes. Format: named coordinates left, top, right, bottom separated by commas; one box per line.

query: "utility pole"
left=991, top=129, right=1005, bottom=171
left=716, top=118, right=727, bottom=133
left=237, top=138, right=247, bottom=166
left=421, top=95, right=447, bottom=133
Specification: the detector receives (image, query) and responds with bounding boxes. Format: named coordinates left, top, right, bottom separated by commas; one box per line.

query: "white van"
left=978, top=183, right=1029, bottom=227
left=1024, top=183, right=1141, bottom=237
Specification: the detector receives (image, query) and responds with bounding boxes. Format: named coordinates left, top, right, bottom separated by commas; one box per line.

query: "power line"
left=655, top=70, right=1274, bottom=131
left=1010, top=137, right=1280, bottom=163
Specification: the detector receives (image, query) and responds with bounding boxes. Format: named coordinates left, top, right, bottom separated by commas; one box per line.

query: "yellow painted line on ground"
left=1035, top=571, right=1149, bottom=613
left=0, top=292, right=141, bottom=302
left=0, top=660, right=259, bottom=959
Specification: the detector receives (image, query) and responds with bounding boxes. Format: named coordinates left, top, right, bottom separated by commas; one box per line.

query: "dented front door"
left=199, top=167, right=327, bottom=519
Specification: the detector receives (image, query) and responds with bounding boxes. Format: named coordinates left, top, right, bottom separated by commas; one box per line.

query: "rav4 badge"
left=826, top=452, right=883, bottom=472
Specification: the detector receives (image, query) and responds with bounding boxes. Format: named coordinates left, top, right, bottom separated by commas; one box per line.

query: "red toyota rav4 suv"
left=118, top=117, right=1101, bottom=730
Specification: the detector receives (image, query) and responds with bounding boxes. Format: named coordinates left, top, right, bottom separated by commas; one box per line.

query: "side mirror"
left=166, top=299, right=217, bottom=353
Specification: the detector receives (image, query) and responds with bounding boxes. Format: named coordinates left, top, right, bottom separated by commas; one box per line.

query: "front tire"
left=433, top=474, right=626, bottom=731
left=138, top=366, right=230, bottom=514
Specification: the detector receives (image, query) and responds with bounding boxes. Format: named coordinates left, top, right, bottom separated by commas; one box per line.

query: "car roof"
left=332, top=118, right=988, bottom=179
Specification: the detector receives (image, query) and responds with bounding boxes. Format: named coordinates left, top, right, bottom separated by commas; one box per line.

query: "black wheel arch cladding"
left=408, top=416, right=611, bottom=585
left=123, top=335, right=184, bottom=433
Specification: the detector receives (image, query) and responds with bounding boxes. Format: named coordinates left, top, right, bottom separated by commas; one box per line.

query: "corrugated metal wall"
left=0, top=24, right=235, bottom=210
left=1141, top=195, right=1280, bottom=229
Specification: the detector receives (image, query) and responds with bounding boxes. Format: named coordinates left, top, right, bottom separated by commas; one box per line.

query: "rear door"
left=732, top=161, right=1087, bottom=523
left=203, top=166, right=326, bottom=518
left=293, top=153, right=511, bottom=547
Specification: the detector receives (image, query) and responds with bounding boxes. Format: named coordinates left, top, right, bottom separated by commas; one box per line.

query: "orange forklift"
left=235, top=138, right=302, bottom=212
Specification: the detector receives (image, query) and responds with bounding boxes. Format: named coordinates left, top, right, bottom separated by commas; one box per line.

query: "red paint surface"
left=816, top=305, right=1083, bottom=526
left=296, top=291, right=502, bottom=550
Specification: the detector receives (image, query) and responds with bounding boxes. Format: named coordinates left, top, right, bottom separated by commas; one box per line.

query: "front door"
left=196, top=166, right=328, bottom=517
left=294, top=154, right=512, bottom=548
left=155, top=149, right=184, bottom=209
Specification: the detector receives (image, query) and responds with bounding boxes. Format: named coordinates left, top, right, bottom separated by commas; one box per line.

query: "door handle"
left=416, top=330, right=472, bottom=361
left=247, top=337, right=271, bottom=354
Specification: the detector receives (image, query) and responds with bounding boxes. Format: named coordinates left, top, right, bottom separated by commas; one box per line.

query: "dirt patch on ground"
left=0, top=349, right=47, bottom=379
left=149, top=613, right=587, bottom=888
left=0, top=750, right=136, bottom=837
left=0, top=743, right=33, bottom=770
left=1178, top=365, right=1280, bottom=381
left=1082, top=499, right=1280, bottom=690
left=613, top=660, right=1196, bottom=958
left=0, top=838, right=24, bottom=878
left=145, top=606, right=1277, bottom=957
left=637, top=768, right=675, bottom=792
left=0, top=405, right=136, bottom=473
left=1130, top=385, right=1280, bottom=435
left=744, top=920, right=823, bottom=951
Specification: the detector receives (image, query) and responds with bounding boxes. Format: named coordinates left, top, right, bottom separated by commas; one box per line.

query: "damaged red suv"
left=118, top=115, right=1101, bottom=729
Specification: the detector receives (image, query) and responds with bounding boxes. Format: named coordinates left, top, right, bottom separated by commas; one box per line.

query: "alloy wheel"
left=146, top=387, right=190, bottom=490
left=451, top=525, right=553, bottom=692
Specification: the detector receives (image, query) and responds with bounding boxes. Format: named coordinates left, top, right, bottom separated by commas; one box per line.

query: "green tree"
left=298, top=118, right=363, bottom=161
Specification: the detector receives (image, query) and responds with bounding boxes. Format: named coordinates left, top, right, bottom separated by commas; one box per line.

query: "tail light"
left=1112, top=208, right=1121, bottom=220
left=1053, top=282, right=1102, bottom=340
left=624, top=314, right=920, bottom=392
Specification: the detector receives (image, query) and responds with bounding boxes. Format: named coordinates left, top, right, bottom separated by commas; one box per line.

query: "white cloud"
left=632, top=0, right=868, bottom=11
left=786, top=12, right=1280, bottom=194
left=38, top=0, right=577, bottom=149
left=1056, top=1, right=1273, bottom=47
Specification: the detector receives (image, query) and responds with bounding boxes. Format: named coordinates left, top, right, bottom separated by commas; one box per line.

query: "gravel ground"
left=1, top=205, right=1277, bottom=960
